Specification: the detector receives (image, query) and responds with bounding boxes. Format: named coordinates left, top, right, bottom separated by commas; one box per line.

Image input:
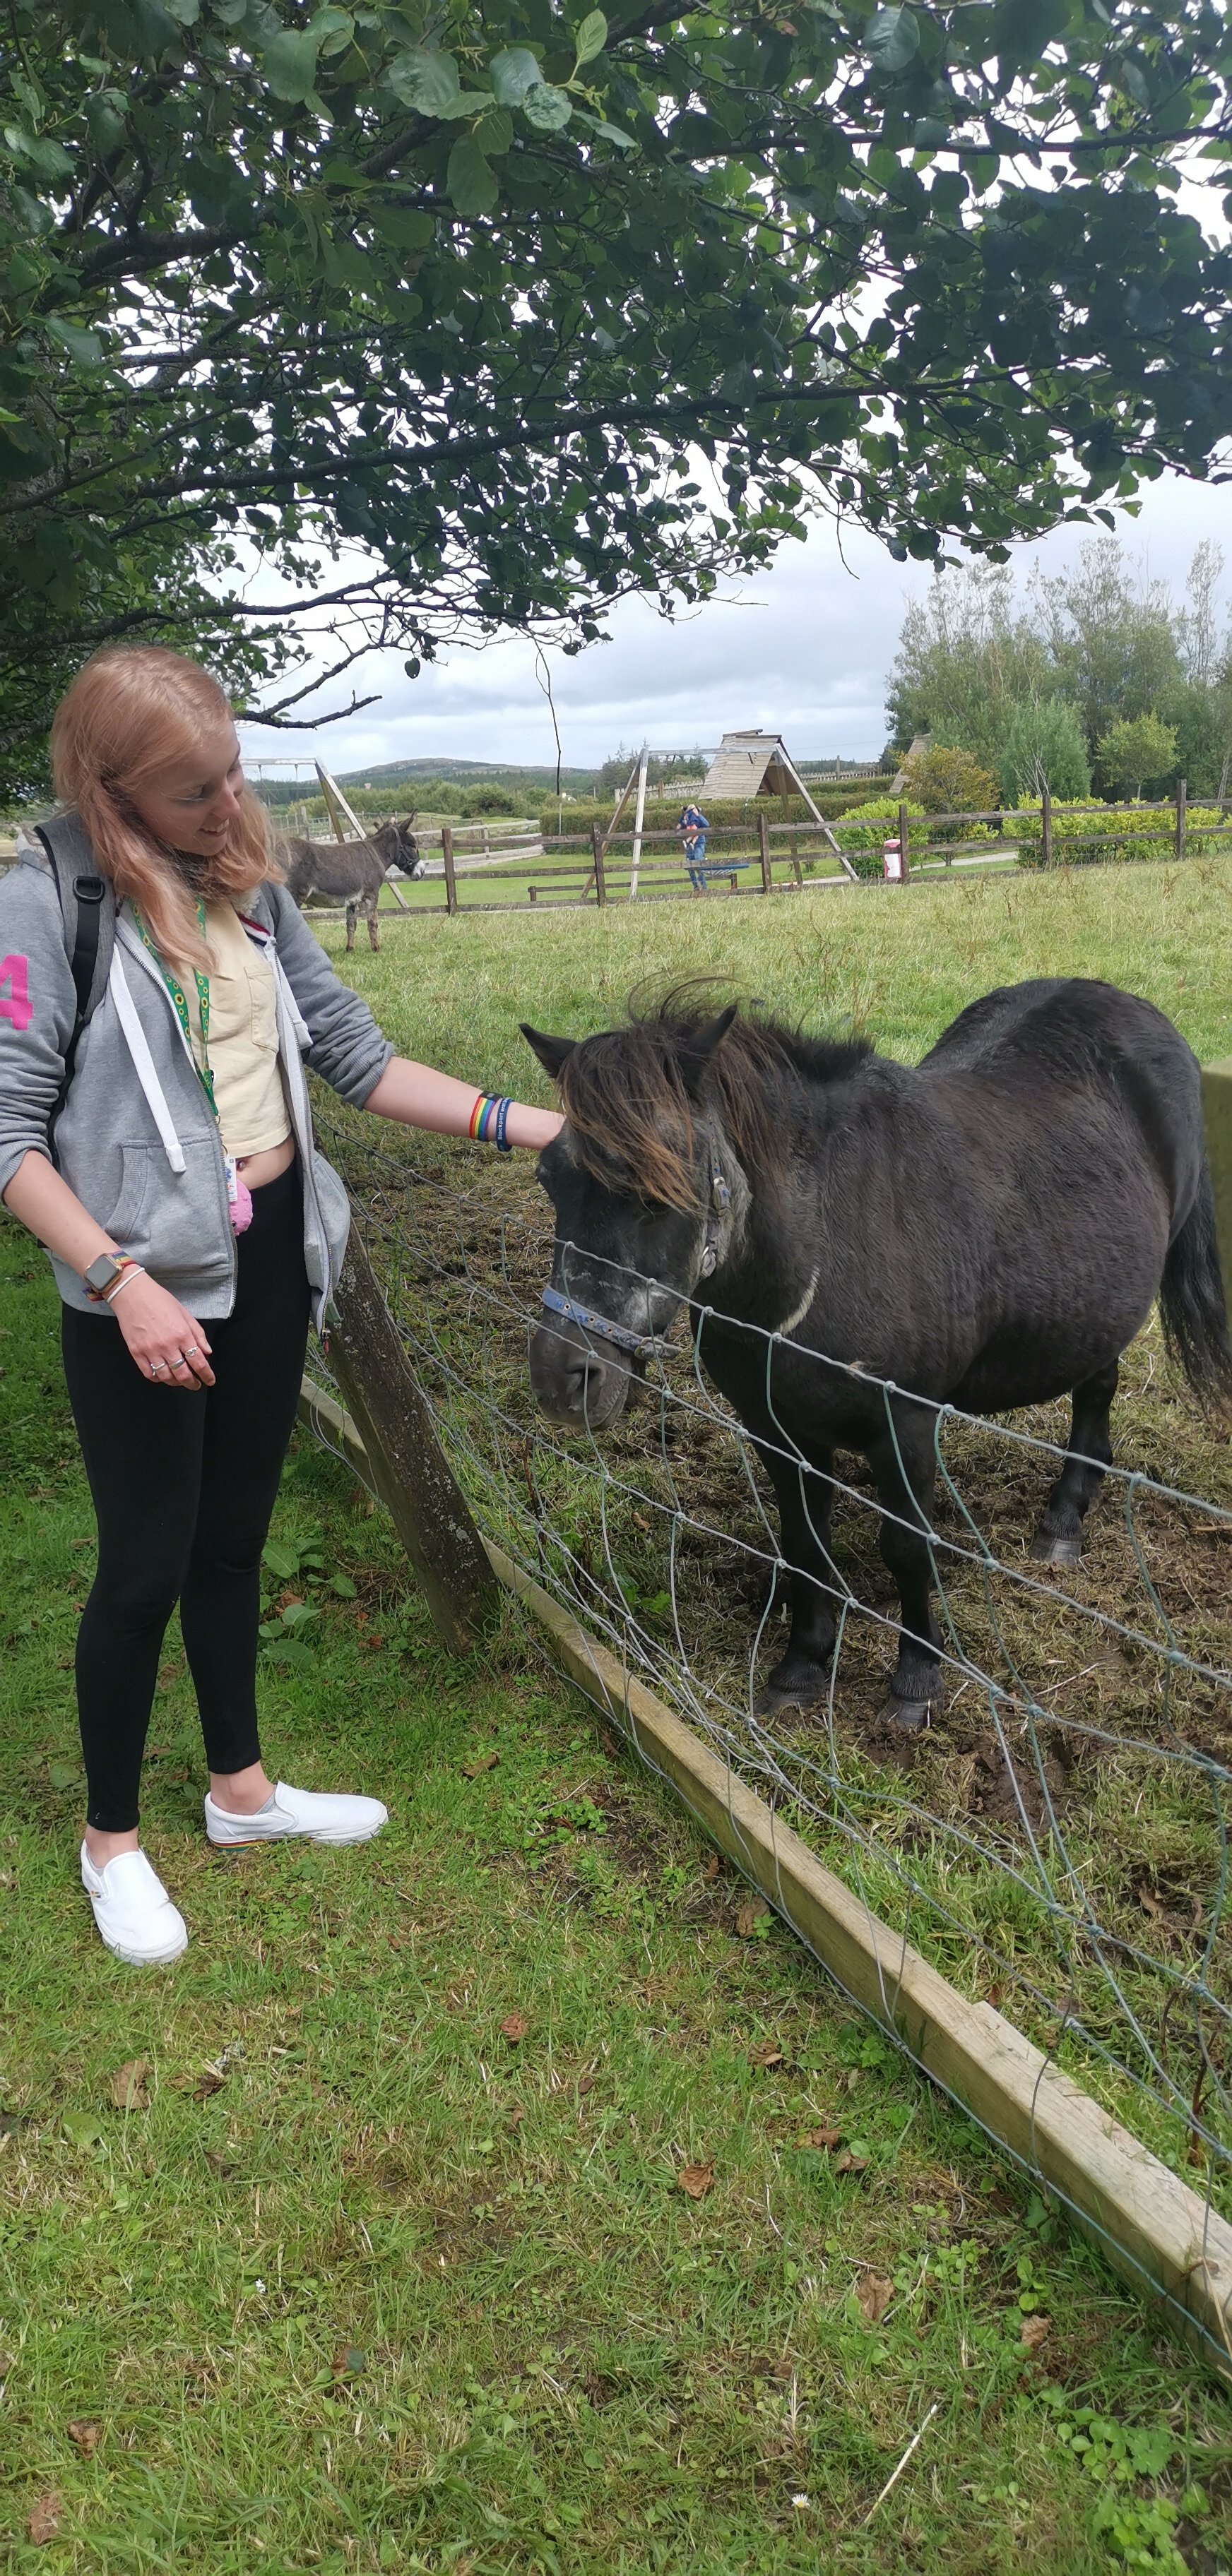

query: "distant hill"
left=340, top=758, right=602, bottom=796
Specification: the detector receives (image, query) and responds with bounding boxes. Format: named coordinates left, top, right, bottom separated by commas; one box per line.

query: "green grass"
left=311, top=849, right=1232, bottom=1075
left=4, top=855, right=1232, bottom=2570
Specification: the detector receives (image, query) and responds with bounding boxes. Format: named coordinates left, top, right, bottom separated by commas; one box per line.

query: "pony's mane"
left=557, top=993, right=872, bottom=1213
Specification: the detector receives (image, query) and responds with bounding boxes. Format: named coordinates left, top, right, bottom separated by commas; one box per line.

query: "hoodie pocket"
left=103, top=1138, right=232, bottom=1293
left=105, top=1143, right=155, bottom=1246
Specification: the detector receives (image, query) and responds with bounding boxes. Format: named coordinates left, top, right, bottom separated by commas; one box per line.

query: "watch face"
left=85, top=1254, right=121, bottom=1293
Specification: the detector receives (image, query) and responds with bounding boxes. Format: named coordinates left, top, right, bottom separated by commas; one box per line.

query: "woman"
left=0, top=648, right=562, bottom=1967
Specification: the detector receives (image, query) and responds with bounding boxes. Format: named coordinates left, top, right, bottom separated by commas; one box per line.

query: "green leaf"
left=574, top=11, right=608, bottom=67
left=330, top=1573, right=358, bottom=1597
left=447, top=135, right=499, bottom=215
left=48, top=1760, right=83, bottom=1789
left=434, top=91, right=498, bottom=122
left=488, top=47, right=543, bottom=106
left=385, top=44, right=461, bottom=115
left=367, top=204, right=434, bottom=249
left=262, top=1541, right=300, bottom=1579
left=522, top=83, right=572, bottom=132
left=45, top=316, right=104, bottom=368
left=474, top=108, right=514, bottom=157
left=63, top=2113, right=105, bottom=2149
left=280, top=1600, right=319, bottom=1628
left=867, top=7, right=920, bottom=73
left=260, top=30, right=323, bottom=102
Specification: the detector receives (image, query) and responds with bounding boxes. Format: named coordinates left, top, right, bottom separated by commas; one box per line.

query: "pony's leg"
left=1031, top=1361, right=1118, bottom=1566
left=867, top=1412, right=943, bottom=1728
left=758, top=1444, right=839, bottom=1713
left=345, top=902, right=357, bottom=953
left=367, top=887, right=381, bottom=952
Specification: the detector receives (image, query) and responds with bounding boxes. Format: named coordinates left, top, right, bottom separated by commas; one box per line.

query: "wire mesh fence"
left=306, top=1107, right=1232, bottom=2349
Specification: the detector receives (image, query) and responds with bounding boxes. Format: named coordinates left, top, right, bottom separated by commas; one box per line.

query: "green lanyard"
left=134, top=900, right=217, bottom=1118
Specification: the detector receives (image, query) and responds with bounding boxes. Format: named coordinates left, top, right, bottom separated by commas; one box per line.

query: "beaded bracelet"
left=468, top=1092, right=514, bottom=1152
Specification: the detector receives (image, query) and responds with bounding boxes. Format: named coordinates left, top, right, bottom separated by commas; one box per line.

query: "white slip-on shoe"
left=80, top=1843, right=189, bottom=1966
left=203, top=1781, right=389, bottom=1850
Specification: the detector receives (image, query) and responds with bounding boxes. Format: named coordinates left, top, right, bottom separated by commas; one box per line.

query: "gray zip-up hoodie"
left=0, top=840, right=393, bottom=1325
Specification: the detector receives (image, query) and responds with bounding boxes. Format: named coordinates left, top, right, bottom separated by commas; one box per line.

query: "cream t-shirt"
left=184, top=900, right=290, bottom=1160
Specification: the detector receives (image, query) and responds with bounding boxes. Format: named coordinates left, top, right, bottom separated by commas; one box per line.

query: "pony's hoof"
left=756, top=1668, right=830, bottom=1720
left=886, top=1697, right=932, bottom=1732
left=1031, top=1534, right=1082, bottom=1566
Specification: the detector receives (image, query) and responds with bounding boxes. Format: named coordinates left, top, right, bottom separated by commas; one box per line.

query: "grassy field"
left=314, top=849, right=1232, bottom=1075
left=4, top=856, right=1232, bottom=2571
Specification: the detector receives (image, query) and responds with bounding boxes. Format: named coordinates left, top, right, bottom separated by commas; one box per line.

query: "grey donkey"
left=282, top=816, right=422, bottom=951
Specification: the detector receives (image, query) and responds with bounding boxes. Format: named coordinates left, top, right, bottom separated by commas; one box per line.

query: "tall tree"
left=1031, top=539, right=1184, bottom=748
left=4, top=0, right=1232, bottom=798
left=884, top=565, right=1050, bottom=769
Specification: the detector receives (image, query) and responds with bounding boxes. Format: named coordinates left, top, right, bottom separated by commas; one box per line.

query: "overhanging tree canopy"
left=2, top=0, right=1231, bottom=792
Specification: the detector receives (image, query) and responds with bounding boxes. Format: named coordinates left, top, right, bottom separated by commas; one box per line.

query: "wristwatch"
left=83, top=1252, right=125, bottom=1301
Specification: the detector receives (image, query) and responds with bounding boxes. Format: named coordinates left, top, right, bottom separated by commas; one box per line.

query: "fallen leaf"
left=748, top=2041, right=785, bottom=2070
left=189, top=2065, right=227, bottom=2100
left=110, top=2059, right=149, bottom=2112
left=331, top=2344, right=365, bottom=2382
left=1020, top=2313, right=1052, bottom=2352
left=576, top=2072, right=596, bottom=2096
left=27, top=2491, right=61, bottom=2544
left=1137, top=1883, right=1165, bottom=1923
left=600, top=1729, right=620, bottom=1758
left=677, top=2161, right=715, bottom=2200
left=834, top=2150, right=868, bottom=2176
left=734, top=1904, right=757, bottom=1938
left=855, top=2273, right=894, bottom=2326
left=702, top=1853, right=721, bottom=1884
left=506, top=2105, right=526, bottom=2130
left=985, top=1981, right=1004, bottom=2010
left=500, top=2014, right=529, bottom=2045
left=65, top=2421, right=100, bottom=2457
left=460, top=1752, right=499, bottom=1778
left=796, top=2125, right=843, bottom=2151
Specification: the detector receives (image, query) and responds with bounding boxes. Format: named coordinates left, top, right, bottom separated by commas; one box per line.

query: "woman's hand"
left=111, top=1272, right=215, bottom=1388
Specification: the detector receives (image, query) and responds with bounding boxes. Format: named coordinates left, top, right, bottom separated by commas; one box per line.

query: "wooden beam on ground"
left=298, top=1372, right=1232, bottom=2378
left=1202, top=1058, right=1232, bottom=1301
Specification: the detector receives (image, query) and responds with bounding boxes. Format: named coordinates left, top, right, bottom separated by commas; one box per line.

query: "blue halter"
left=538, top=1164, right=733, bottom=1360
left=538, top=1284, right=668, bottom=1359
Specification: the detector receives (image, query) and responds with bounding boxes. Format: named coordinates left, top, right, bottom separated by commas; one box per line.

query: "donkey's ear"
left=677, top=1006, right=738, bottom=1099
left=521, top=1024, right=577, bottom=1081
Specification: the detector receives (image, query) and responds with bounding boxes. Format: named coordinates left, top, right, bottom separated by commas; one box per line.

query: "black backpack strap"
left=32, top=815, right=117, bottom=1165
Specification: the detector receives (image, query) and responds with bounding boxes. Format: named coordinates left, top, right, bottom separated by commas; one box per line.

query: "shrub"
left=458, top=783, right=522, bottom=818
left=999, top=698, right=1091, bottom=805
left=901, top=744, right=999, bottom=825
left=834, top=795, right=928, bottom=878
left=1013, top=799, right=1226, bottom=868
left=1096, top=712, right=1179, bottom=801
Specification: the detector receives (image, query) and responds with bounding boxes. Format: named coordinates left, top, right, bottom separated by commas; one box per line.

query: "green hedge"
left=1012, top=801, right=1228, bottom=868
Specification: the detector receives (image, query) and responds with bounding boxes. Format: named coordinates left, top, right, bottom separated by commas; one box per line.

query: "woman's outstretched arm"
left=362, top=1058, right=562, bottom=1151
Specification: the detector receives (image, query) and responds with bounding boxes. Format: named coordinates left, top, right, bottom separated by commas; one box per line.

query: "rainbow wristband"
left=468, top=1092, right=514, bottom=1150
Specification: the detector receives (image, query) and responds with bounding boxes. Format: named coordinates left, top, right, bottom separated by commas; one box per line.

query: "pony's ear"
left=676, top=1006, right=738, bottom=1099
left=521, top=1024, right=577, bottom=1081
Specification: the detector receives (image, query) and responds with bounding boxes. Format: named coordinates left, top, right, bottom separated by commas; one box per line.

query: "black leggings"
left=61, top=1162, right=312, bottom=1832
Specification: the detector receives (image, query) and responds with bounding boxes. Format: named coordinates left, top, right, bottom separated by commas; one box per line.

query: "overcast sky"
left=237, top=470, right=1232, bottom=782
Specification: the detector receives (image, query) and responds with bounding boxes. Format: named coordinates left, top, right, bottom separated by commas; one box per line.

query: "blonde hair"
left=49, top=646, right=280, bottom=970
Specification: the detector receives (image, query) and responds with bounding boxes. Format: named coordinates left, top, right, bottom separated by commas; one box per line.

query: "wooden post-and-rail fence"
left=296, top=1196, right=1232, bottom=2377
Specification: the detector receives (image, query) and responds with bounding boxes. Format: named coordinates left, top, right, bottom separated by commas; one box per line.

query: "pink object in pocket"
left=230, top=1179, right=254, bottom=1234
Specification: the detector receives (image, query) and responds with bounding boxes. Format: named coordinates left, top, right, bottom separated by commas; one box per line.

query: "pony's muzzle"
left=529, top=1318, right=633, bottom=1430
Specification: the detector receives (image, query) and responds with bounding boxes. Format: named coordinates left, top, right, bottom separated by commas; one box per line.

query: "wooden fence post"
left=1175, top=777, right=1187, bottom=864
left=325, top=1224, right=498, bottom=1652
left=1202, top=1059, right=1232, bottom=1308
left=897, top=801, right=910, bottom=883
left=758, top=807, right=772, bottom=895
left=1041, top=785, right=1053, bottom=870
left=591, top=821, right=608, bottom=908
left=441, top=823, right=458, bottom=916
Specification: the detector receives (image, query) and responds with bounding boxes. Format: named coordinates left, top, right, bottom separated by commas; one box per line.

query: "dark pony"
left=283, top=816, right=422, bottom=952
left=523, top=980, right=1231, bottom=1726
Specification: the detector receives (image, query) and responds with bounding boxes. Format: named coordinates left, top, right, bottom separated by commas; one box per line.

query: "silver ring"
left=149, top=1359, right=167, bottom=1374
left=183, top=1344, right=199, bottom=1358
